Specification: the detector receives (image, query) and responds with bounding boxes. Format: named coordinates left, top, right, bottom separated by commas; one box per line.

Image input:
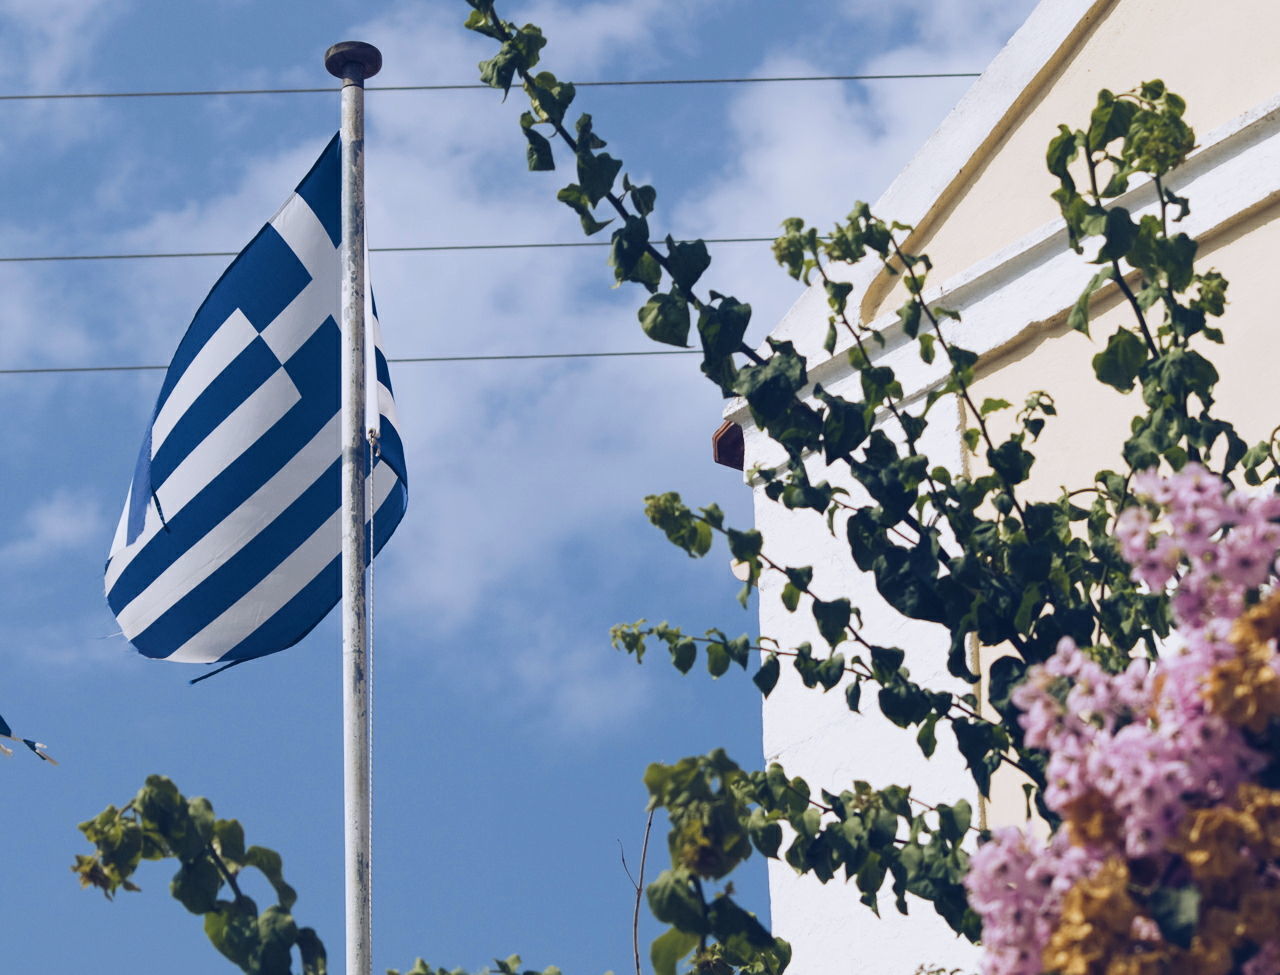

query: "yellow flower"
left=1179, top=803, right=1261, bottom=887
left=1211, top=594, right=1280, bottom=732
left=1062, top=789, right=1125, bottom=848
left=1044, top=860, right=1139, bottom=975
left=1237, top=784, right=1280, bottom=859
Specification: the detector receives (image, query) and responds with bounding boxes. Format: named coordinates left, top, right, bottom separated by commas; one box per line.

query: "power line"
left=0, top=237, right=777, bottom=264
left=0, top=348, right=700, bottom=376
left=0, top=72, right=981, bottom=103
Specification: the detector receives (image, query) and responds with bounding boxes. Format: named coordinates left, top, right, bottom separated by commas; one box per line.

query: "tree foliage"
left=74, top=776, right=569, bottom=975
left=74, top=776, right=328, bottom=975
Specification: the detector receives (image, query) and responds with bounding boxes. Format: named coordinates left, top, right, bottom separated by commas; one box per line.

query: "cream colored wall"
left=970, top=195, right=1280, bottom=826
left=974, top=196, right=1280, bottom=504
left=862, top=0, right=1280, bottom=326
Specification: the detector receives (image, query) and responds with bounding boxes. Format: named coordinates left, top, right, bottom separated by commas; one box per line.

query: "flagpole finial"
left=325, top=41, right=382, bottom=84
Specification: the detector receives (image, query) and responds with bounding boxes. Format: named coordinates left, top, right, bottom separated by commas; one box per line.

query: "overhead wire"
left=0, top=237, right=777, bottom=263
left=0, top=72, right=981, bottom=103
left=0, top=68, right=974, bottom=375
left=0, top=349, right=701, bottom=377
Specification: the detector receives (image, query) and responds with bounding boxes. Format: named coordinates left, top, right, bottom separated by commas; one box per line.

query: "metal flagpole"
left=324, top=39, right=382, bottom=975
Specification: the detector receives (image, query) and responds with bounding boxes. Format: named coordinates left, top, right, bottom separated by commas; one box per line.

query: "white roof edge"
left=873, top=0, right=1110, bottom=226
left=725, top=0, right=1113, bottom=432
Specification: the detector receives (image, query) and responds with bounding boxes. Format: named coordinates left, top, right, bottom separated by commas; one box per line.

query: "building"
left=718, top=0, right=1280, bottom=970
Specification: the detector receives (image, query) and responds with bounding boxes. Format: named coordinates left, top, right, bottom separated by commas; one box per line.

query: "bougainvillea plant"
left=969, top=466, right=1280, bottom=975
left=462, top=3, right=1280, bottom=969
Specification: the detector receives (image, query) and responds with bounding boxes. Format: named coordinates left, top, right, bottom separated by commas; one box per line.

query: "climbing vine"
left=463, top=4, right=1280, bottom=972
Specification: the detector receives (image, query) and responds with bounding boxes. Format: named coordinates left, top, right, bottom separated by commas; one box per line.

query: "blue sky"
left=0, top=1, right=1035, bottom=972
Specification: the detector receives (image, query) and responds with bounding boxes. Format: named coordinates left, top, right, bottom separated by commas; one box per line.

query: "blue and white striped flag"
left=105, top=135, right=408, bottom=666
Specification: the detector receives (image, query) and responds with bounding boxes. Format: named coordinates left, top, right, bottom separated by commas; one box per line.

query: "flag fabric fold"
left=105, top=135, right=408, bottom=666
left=0, top=710, right=55, bottom=763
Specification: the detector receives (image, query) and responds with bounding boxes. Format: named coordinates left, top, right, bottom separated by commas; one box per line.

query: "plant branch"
left=486, top=21, right=767, bottom=368
left=1086, top=153, right=1158, bottom=356
left=206, top=844, right=247, bottom=904
left=625, top=809, right=655, bottom=975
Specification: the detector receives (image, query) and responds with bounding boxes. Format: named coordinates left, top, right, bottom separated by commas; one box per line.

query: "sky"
left=0, top=1, right=1036, bottom=972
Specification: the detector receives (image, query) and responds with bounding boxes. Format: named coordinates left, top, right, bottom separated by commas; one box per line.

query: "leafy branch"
left=464, top=4, right=1280, bottom=969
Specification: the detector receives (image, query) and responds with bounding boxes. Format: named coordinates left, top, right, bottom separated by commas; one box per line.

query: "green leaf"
left=732, top=342, right=808, bottom=420
left=524, top=71, right=575, bottom=124
left=870, top=646, right=904, bottom=675
left=555, top=184, right=612, bottom=235
left=979, top=398, right=1011, bottom=416
left=952, top=719, right=1002, bottom=798
left=816, top=388, right=869, bottom=462
left=647, top=869, right=709, bottom=934
left=1045, top=124, right=1079, bottom=182
left=650, top=927, right=698, bottom=975
left=666, top=238, right=711, bottom=291
left=785, top=566, right=813, bottom=591
left=170, top=856, right=221, bottom=914
left=298, top=928, right=327, bottom=975
left=257, top=905, right=300, bottom=975
left=987, top=440, right=1034, bottom=486
left=706, top=641, right=730, bottom=678
left=1095, top=207, right=1137, bottom=263
left=214, top=820, right=246, bottom=865
left=204, top=898, right=261, bottom=970
left=753, top=654, right=780, bottom=697
left=781, top=583, right=801, bottom=612
left=631, top=252, right=662, bottom=292
left=463, top=9, right=504, bottom=40
left=1149, top=885, right=1201, bottom=949
left=629, top=182, right=657, bottom=216
left=936, top=801, right=971, bottom=842
left=638, top=293, right=691, bottom=347
left=522, top=124, right=554, bottom=171
left=1092, top=327, right=1146, bottom=391
left=825, top=279, right=853, bottom=314
left=845, top=679, right=862, bottom=712
left=671, top=638, right=696, bottom=674
left=726, top=529, right=762, bottom=563
left=916, top=714, right=938, bottom=757
left=1086, top=91, right=1137, bottom=152
left=577, top=151, right=622, bottom=206
left=812, top=598, right=851, bottom=647
left=244, top=846, right=297, bottom=911
left=748, top=812, right=783, bottom=858
left=609, top=215, right=651, bottom=283
left=697, top=297, right=751, bottom=359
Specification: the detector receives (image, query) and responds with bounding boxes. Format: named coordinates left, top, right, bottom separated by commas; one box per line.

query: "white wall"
left=733, top=0, right=1280, bottom=970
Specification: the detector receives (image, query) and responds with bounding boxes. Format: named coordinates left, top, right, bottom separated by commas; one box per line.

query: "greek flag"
left=105, top=135, right=408, bottom=666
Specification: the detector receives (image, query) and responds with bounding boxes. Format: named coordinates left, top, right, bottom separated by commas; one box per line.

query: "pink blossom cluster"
left=965, top=828, right=1101, bottom=975
left=1011, top=638, right=1259, bottom=859
left=1117, top=464, right=1280, bottom=628
left=965, top=465, right=1280, bottom=975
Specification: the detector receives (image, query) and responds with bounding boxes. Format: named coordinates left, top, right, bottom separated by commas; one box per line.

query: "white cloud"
left=668, top=0, right=1039, bottom=340
left=838, top=0, right=1035, bottom=58
left=0, top=0, right=122, bottom=90
left=0, top=0, right=1046, bottom=727
left=0, top=489, right=105, bottom=563
left=517, top=0, right=701, bottom=74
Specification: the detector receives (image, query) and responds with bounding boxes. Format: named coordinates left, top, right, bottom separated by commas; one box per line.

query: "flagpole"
left=325, top=39, right=382, bottom=975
